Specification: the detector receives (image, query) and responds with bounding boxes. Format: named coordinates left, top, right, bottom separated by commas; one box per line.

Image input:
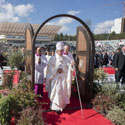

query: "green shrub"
left=10, top=88, right=36, bottom=109
left=92, top=83, right=125, bottom=124
left=93, top=83, right=120, bottom=98
left=96, top=83, right=125, bottom=110
left=0, top=95, right=18, bottom=124
left=0, top=89, right=10, bottom=96
left=92, top=94, right=115, bottom=115
left=0, top=86, right=3, bottom=90
left=121, top=84, right=125, bottom=90
left=115, top=91, right=125, bottom=111
left=19, top=71, right=28, bottom=81
left=99, top=83, right=119, bottom=97
left=2, top=71, right=15, bottom=89
left=106, top=106, right=125, bottom=125
left=7, top=50, right=25, bottom=69
left=17, top=105, right=44, bottom=125
left=93, top=82, right=102, bottom=96
left=94, top=68, right=107, bottom=83
left=18, top=71, right=31, bottom=90
left=0, top=88, right=37, bottom=124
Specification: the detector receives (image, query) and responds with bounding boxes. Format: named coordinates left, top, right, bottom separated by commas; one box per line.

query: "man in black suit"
left=0, top=52, right=4, bottom=70
left=114, top=46, right=125, bottom=84
left=112, top=48, right=121, bottom=82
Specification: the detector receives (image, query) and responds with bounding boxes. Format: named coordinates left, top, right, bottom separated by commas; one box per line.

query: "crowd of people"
left=94, top=46, right=125, bottom=84
left=94, top=51, right=115, bottom=68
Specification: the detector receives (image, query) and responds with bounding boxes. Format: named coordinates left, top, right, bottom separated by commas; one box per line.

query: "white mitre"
left=56, top=42, right=64, bottom=50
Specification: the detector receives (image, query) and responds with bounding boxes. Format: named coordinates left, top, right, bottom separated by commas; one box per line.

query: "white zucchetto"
left=56, top=42, right=64, bottom=50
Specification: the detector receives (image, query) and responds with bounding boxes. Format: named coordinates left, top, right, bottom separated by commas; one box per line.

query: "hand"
left=38, top=56, right=41, bottom=64
left=57, top=68, right=63, bottom=73
left=38, top=60, right=41, bottom=64
left=71, top=60, right=75, bottom=67
left=115, top=68, right=118, bottom=71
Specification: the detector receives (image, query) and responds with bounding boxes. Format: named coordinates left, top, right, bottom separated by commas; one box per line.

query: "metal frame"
left=31, top=14, right=95, bottom=101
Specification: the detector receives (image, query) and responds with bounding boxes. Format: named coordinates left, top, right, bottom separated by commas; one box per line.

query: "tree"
left=7, top=50, right=25, bottom=69
left=111, top=31, right=116, bottom=35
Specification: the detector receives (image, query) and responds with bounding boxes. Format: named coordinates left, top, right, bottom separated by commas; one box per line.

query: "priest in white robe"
left=45, top=42, right=73, bottom=113
left=35, top=47, right=47, bottom=98
left=46, top=51, right=52, bottom=62
left=63, top=45, right=75, bottom=79
left=63, top=45, right=74, bottom=63
left=44, top=51, right=52, bottom=79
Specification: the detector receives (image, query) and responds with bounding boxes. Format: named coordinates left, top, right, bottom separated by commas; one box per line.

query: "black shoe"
left=38, top=95, right=43, bottom=99
left=55, top=110, right=62, bottom=115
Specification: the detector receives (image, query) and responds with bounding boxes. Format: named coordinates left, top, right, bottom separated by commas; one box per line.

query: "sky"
left=0, top=0, right=124, bottom=35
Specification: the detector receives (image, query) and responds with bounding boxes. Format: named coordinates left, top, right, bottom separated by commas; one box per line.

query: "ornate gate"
left=76, top=26, right=94, bottom=103
left=30, top=14, right=95, bottom=103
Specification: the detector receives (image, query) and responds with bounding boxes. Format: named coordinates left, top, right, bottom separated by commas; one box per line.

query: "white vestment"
left=63, top=53, right=74, bottom=64
left=46, top=53, right=73, bottom=111
left=35, top=54, right=47, bottom=84
left=44, top=55, right=52, bottom=78
left=46, top=55, right=51, bottom=62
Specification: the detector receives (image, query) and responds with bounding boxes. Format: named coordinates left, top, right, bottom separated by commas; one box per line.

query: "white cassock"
left=46, top=55, right=51, bottom=62
left=45, top=53, right=73, bottom=111
left=63, top=52, right=75, bottom=80
left=44, top=55, right=51, bottom=78
left=63, top=52, right=74, bottom=64
left=35, top=54, right=47, bottom=84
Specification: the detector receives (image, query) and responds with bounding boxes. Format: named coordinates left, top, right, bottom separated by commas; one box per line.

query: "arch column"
left=25, top=23, right=34, bottom=89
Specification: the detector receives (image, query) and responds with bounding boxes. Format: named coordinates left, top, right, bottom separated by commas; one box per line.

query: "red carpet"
left=40, top=85, right=113, bottom=125
left=8, top=71, right=113, bottom=125
left=101, top=67, right=115, bottom=74
left=74, top=67, right=115, bottom=76
left=10, top=87, right=113, bottom=125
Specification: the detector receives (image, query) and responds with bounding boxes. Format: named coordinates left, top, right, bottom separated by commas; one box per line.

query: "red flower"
left=97, top=107, right=100, bottom=110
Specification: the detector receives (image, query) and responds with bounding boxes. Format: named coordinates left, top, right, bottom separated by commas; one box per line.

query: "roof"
left=0, top=22, right=61, bottom=37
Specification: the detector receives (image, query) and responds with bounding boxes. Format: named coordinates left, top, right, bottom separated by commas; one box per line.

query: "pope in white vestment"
left=45, top=42, right=73, bottom=112
left=35, top=47, right=47, bottom=97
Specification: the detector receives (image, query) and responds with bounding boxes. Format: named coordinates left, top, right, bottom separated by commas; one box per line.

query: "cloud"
left=59, top=26, right=69, bottom=32
left=0, top=0, right=34, bottom=22
left=48, top=10, right=80, bottom=33
left=68, top=10, right=80, bottom=15
left=15, top=4, right=34, bottom=17
left=94, top=18, right=123, bottom=34
left=94, top=20, right=114, bottom=34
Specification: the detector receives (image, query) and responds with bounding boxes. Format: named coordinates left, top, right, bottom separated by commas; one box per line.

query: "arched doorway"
left=30, top=14, right=95, bottom=103
left=25, top=23, right=34, bottom=89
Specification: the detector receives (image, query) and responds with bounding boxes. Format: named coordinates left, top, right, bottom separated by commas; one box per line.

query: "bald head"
left=64, top=45, right=70, bottom=53
left=122, top=46, right=125, bottom=53
left=36, top=47, right=41, bottom=55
